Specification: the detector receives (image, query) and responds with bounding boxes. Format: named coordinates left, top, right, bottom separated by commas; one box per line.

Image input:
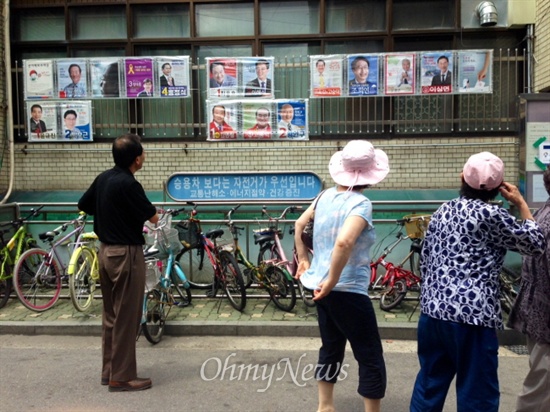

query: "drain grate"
left=504, top=345, right=528, bottom=355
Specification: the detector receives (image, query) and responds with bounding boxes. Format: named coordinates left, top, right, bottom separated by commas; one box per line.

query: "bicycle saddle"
left=204, top=228, right=224, bottom=240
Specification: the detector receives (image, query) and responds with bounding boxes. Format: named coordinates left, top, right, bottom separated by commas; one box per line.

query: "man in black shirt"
left=78, top=133, right=158, bottom=392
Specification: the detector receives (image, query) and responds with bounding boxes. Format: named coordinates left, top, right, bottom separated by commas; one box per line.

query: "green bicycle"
left=0, top=206, right=44, bottom=309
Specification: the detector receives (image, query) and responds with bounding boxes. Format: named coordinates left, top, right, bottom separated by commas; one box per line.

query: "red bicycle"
left=370, top=215, right=430, bottom=311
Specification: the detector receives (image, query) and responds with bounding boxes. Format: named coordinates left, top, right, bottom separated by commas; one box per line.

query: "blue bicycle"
left=141, top=208, right=192, bottom=344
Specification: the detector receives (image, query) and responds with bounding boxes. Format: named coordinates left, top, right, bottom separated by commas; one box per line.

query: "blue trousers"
left=315, top=291, right=386, bottom=399
left=410, top=314, right=499, bottom=412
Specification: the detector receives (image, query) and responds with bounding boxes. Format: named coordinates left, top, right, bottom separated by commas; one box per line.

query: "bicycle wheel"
left=258, top=243, right=281, bottom=266
left=142, top=289, right=166, bottom=344
left=379, top=279, right=408, bottom=311
left=499, top=268, right=519, bottom=315
left=297, top=279, right=315, bottom=307
left=0, top=278, right=11, bottom=309
left=13, top=248, right=62, bottom=312
left=218, top=250, right=246, bottom=311
left=265, top=265, right=296, bottom=312
left=409, top=243, right=422, bottom=278
left=68, top=247, right=97, bottom=312
left=170, top=266, right=192, bottom=307
left=177, top=248, right=214, bottom=289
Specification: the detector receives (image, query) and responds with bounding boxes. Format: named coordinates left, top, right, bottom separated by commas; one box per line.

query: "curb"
left=0, top=319, right=526, bottom=345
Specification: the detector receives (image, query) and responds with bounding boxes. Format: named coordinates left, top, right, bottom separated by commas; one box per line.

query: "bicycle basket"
left=175, top=220, right=201, bottom=250
left=403, top=215, right=431, bottom=239
left=156, top=227, right=184, bottom=258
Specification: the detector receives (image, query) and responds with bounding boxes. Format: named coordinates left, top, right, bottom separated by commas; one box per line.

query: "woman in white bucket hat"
left=295, top=140, right=389, bottom=412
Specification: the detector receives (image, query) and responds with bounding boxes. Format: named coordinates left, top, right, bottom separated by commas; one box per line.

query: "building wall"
left=535, top=0, right=550, bottom=91
left=7, top=137, right=518, bottom=194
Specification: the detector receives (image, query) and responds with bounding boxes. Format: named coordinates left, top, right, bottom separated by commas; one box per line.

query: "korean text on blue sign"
left=166, top=172, right=323, bottom=202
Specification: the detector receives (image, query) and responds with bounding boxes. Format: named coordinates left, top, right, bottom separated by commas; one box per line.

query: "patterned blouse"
left=420, top=196, right=545, bottom=329
left=508, top=198, right=550, bottom=343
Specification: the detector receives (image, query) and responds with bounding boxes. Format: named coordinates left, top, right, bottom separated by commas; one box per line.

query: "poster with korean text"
left=90, top=58, right=121, bottom=98
left=347, top=54, right=379, bottom=96
left=23, top=59, right=55, bottom=99
left=385, top=53, right=416, bottom=95
left=206, top=58, right=239, bottom=99
left=60, top=101, right=93, bottom=141
left=124, top=58, right=155, bottom=98
left=242, top=57, right=275, bottom=98
left=276, top=100, right=308, bottom=140
left=157, top=57, right=190, bottom=98
left=420, top=52, right=453, bottom=95
left=310, top=56, right=343, bottom=98
left=207, top=101, right=239, bottom=141
left=457, top=50, right=493, bottom=93
left=57, top=59, right=88, bottom=98
left=27, top=102, right=58, bottom=142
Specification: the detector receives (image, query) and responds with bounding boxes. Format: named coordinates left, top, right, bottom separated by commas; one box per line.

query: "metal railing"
left=12, top=49, right=525, bottom=140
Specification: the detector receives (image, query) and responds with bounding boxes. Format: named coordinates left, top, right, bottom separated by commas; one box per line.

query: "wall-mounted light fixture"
left=476, top=1, right=498, bottom=26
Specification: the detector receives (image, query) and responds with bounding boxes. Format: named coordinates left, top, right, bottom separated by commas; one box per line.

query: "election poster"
left=310, top=55, right=343, bottom=98
left=420, top=52, right=453, bottom=95
left=206, top=58, right=239, bottom=99
left=242, top=57, right=275, bottom=98
left=347, top=54, right=380, bottom=96
left=90, top=58, right=121, bottom=98
left=457, top=50, right=493, bottom=93
left=60, top=101, right=93, bottom=141
left=276, top=100, right=308, bottom=140
left=23, top=59, right=55, bottom=99
left=157, top=57, right=190, bottom=98
left=124, top=58, right=155, bottom=98
left=57, top=59, right=88, bottom=98
left=207, top=101, right=239, bottom=141
left=27, top=102, right=58, bottom=142
left=385, top=53, right=416, bottom=95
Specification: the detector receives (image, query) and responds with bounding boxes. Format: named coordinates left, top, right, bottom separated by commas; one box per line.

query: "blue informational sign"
left=166, top=172, right=323, bottom=202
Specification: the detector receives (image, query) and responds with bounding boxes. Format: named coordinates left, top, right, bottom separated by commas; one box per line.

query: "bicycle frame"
left=0, top=206, right=44, bottom=282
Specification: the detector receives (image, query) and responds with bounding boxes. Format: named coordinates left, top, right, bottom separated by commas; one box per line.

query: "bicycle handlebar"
left=0, top=205, right=45, bottom=229
left=261, top=205, right=302, bottom=221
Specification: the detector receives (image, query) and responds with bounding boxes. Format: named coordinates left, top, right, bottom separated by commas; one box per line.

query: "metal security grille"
left=12, top=49, right=525, bottom=141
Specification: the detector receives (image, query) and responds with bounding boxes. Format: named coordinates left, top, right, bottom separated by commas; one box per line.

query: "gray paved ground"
left=0, top=335, right=528, bottom=412
left=0, top=289, right=529, bottom=411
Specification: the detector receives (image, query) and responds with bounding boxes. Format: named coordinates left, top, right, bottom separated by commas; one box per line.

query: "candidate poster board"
left=23, top=59, right=55, bottom=99
left=206, top=57, right=275, bottom=100
left=385, top=53, right=416, bottom=95
left=60, top=102, right=93, bottom=141
left=347, top=54, right=380, bottom=96
left=90, top=58, right=121, bottom=98
left=206, top=99, right=308, bottom=141
left=56, top=59, right=88, bottom=98
left=27, top=102, right=58, bottom=142
left=457, top=50, right=493, bottom=93
left=420, top=51, right=453, bottom=95
left=157, top=57, right=190, bottom=98
left=124, top=58, right=155, bottom=98
left=310, top=56, right=343, bottom=97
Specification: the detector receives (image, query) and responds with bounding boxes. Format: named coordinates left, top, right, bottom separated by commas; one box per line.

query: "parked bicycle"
left=141, top=207, right=192, bottom=344
left=67, top=230, right=99, bottom=312
left=176, top=203, right=246, bottom=312
left=500, top=266, right=521, bottom=315
left=254, top=205, right=299, bottom=311
left=13, top=212, right=92, bottom=312
left=0, top=205, right=44, bottom=309
left=288, top=226, right=315, bottom=308
left=223, top=204, right=297, bottom=311
left=370, top=215, right=429, bottom=311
